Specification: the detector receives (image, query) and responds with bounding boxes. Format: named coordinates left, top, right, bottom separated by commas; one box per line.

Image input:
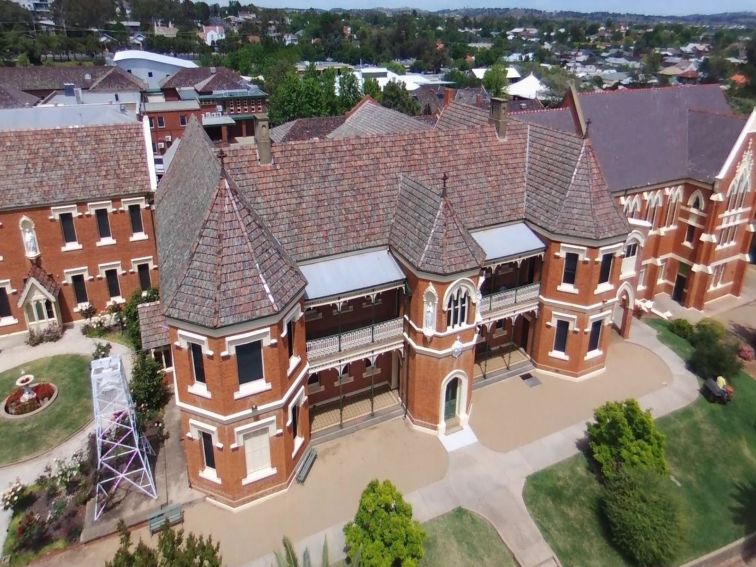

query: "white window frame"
left=584, top=311, right=611, bottom=360
left=557, top=244, right=586, bottom=293
left=0, top=279, right=18, bottom=327
left=657, top=259, right=668, bottom=284
left=709, top=264, right=728, bottom=290
left=231, top=416, right=279, bottom=485
left=281, top=305, right=302, bottom=376
left=98, top=261, right=125, bottom=305
left=547, top=312, right=577, bottom=361
left=664, top=186, right=682, bottom=228
left=177, top=330, right=214, bottom=398
left=87, top=201, right=116, bottom=246
left=50, top=204, right=82, bottom=251
left=186, top=419, right=222, bottom=484
left=222, top=328, right=273, bottom=398
left=286, top=386, right=306, bottom=458
left=443, top=279, right=477, bottom=330
left=122, top=197, right=149, bottom=242
left=63, top=267, right=92, bottom=311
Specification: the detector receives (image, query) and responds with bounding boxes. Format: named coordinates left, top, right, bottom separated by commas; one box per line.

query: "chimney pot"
left=255, top=114, right=272, bottom=165
left=489, top=96, right=508, bottom=138
left=74, top=88, right=83, bottom=104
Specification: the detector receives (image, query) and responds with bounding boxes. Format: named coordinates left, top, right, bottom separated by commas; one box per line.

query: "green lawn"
left=334, top=507, right=517, bottom=567
left=524, top=320, right=756, bottom=566
left=0, top=356, right=92, bottom=465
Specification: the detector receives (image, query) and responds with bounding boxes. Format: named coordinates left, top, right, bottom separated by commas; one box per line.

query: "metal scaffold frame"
left=90, top=356, right=157, bottom=521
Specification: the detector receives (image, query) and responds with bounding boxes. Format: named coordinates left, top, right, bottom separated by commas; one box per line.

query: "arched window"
left=623, top=196, right=641, bottom=219
left=446, top=287, right=470, bottom=329
left=688, top=192, right=704, bottom=211
left=665, top=187, right=682, bottom=227
left=727, top=153, right=751, bottom=211
left=645, top=193, right=662, bottom=228
left=423, top=285, right=437, bottom=336
left=19, top=217, right=40, bottom=259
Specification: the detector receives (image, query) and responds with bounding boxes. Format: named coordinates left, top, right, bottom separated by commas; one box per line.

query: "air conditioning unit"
left=157, top=142, right=165, bottom=149
left=216, top=105, right=223, bottom=112
left=165, top=135, right=172, bottom=142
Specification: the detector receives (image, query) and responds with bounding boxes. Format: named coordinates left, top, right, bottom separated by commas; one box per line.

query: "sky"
left=246, top=0, right=755, bottom=17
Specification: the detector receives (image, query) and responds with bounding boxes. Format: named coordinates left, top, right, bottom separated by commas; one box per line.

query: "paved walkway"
left=0, top=328, right=134, bottom=555
left=240, top=320, right=700, bottom=567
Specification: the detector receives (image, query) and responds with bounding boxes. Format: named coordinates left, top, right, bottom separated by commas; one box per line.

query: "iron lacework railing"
left=479, top=282, right=540, bottom=316
left=306, top=317, right=403, bottom=360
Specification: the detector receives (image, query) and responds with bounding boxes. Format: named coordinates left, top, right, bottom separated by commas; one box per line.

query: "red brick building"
left=0, top=107, right=157, bottom=338
left=146, top=86, right=754, bottom=508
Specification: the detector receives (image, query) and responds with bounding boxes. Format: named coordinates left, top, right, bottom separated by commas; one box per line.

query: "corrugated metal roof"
left=143, top=100, right=200, bottom=112
left=471, top=222, right=545, bottom=262
left=300, top=249, right=405, bottom=301
left=0, top=104, right=137, bottom=131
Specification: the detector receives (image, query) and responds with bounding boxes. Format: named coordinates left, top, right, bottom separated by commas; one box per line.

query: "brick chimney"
left=255, top=114, right=271, bottom=165
left=489, top=97, right=507, bottom=138
left=443, top=87, right=455, bottom=108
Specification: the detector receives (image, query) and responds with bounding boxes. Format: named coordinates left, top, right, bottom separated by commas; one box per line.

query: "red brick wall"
left=146, top=109, right=203, bottom=155
left=0, top=199, right=156, bottom=335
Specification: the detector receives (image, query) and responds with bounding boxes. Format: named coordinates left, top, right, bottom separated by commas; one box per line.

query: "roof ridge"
left=578, top=83, right=721, bottom=97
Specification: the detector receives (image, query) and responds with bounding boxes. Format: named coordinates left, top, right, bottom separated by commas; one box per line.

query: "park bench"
left=148, top=505, right=184, bottom=534
left=296, top=447, right=317, bottom=483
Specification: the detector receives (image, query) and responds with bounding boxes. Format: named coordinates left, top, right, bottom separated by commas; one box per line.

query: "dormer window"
left=20, top=218, right=40, bottom=259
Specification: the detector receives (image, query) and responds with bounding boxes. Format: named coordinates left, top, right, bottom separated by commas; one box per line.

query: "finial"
left=442, top=172, right=449, bottom=198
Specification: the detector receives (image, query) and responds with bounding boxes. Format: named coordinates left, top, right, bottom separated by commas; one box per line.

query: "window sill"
left=199, top=467, right=221, bottom=484
left=594, top=282, right=614, bottom=294
left=287, top=355, right=301, bottom=377
left=336, top=376, right=354, bottom=386
left=95, top=238, right=116, bottom=247
left=306, top=383, right=324, bottom=395
left=709, top=281, right=732, bottom=291
left=584, top=349, right=603, bottom=361
left=548, top=350, right=569, bottom=361
left=556, top=283, right=579, bottom=294
left=682, top=241, right=694, bottom=249
left=619, top=271, right=635, bottom=280
left=364, top=367, right=381, bottom=377
left=0, top=317, right=19, bottom=328
left=715, top=242, right=737, bottom=251
left=292, top=436, right=305, bottom=458
left=61, top=243, right=82, bottom=252
left=73, top=302, right=91, bottom=313
left=233, top=379, right=272, bottom=399
left=106, top=296, right=125, bottom=307
left=241, top=466, right=277, bottom=486
left=188, top=382, right=212, bottom=399
left=129, top=233, right=149, bottom=242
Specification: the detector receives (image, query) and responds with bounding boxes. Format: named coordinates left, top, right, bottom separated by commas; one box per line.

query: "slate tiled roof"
left=26, top=264, right=60, bottom=297
left=138, top=302, right=170, bottom=350
left=435, top=101, right=490, bottom=130
left=160, top=67, right=250, bottom=92
left=0, top=66, right=143, bottom=93
left=270, top=115, right=347, bottom=142
left=390, top=176, right=486, bottom=274
left=512, top=85, right=746, bottom=191
left=0, top=81, right=38, bottom=108
left=0, top=122, right=152, bottom=210
left=157, top=119, right=306, bottom=328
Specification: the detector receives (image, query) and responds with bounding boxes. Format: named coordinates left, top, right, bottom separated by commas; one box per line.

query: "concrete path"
left=0, top=328, right=133, bottom=555
left=242, top=320, right=701, bottom=567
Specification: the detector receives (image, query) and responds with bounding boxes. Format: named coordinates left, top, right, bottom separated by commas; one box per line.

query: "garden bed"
left=523, top=319, right=756, bottom=566
left=0, top=356, right=91, bottom=465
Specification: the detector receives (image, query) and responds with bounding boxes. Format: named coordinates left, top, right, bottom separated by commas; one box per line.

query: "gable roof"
left=0, top=66, right=143, bottom=93
left=0, top=81, right=38, bottom=109
left=157, top=119, right=306, bottom=328
left=161, top=67, right=248, bottom=92
left=270, top=115, right=347, bottom=143
left=513, top=85, right=746, bottom=191
left=138, top=302, right=170, bottom=350
left=436, top=101, right=490, bottom=131
left=390, top=176, right=485, bottom=275
left=0, top=121, right=151, bottom=210
left=18, top=265, right=60, bottom=307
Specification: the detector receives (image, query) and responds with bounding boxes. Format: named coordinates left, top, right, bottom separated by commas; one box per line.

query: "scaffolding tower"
left=90, top=356, right=157, bottom=521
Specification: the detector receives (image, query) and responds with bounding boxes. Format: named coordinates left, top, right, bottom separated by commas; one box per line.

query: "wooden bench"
left=296, top=448, right=317, bottom=483
left=148, top=505, right=183, bottom=534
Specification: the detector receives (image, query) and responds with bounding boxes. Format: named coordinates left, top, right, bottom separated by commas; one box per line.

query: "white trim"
left=98, top=261, right=122, bottom=278
left=230, top=415, right=278, bottom=448
left=0, top=279, right=17, bottom=327
left=188, top=381, right=212, bottom=399
left=241, top=466, right=277, bottom=486
left=556, top=283, right=579, bottom=294
left=548, top=350, right=570, bottom=361
left=87, top=200, right=114, bottom=214
left=438, top=370, right=469, bottom=435
left=121, top=196, right=147, bottom=210
left=555, top=243, right=588, bottom=259
left=548, top=311, right=578, bottom=330
left=594, top=282, right=614, bottom=294
left=233, top=379, right=272, bottom=399
left=130, top=256, right=155, bottom=272
left=50, top=204, right=79, bottom=219
left=199, top=468, right=221, bottom=484
left=716, top=110, right=756, bottom=180
left=539, top=295, right=618, bottom=311
left=222, top=328, right=271, bottom=356
left=176, top=329, right=214, bottom=355
left=403, top=333, right=477, bottom=358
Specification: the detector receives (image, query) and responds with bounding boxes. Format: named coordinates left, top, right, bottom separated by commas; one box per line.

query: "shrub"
left=26, top=324, right=62, bottom=346
left=689, top=335, right=742, bottom=380
left=587, top=400, right=668, bottom=481
left=1, top=480, right=27, bottom=512
left=14, top=511, right=47, bottom=552
left=80, top=304, right=98, bottom=322
left=92, top=341, right=113, bottom=360
left=130, top=352, right=169, bottom=429
left=689, top=318, right=727, bottom=348
left=667, top=318, right=694, bottom=340
left=81, top=320, right=107, bottom=338
left=738, top=344, right=755, bottom=361
left=603, top=467, right=685, bottom=566
left=344, top=480, right=425, bottom=567
left=123, top=288, right=159, bottom=350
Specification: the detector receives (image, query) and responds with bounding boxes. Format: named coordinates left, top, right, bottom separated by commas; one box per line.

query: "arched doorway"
left=444, top=378, right=460, bottom=422
left=612, top=283, right=634, bottom=337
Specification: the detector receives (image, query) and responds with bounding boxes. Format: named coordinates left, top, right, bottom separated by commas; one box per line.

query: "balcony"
left=306, top=317, right=404, bottom=366
left=479, top=282, right=540, bottom=319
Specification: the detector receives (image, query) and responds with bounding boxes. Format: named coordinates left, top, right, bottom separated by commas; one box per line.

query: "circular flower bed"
left=2, top=383, right=58, bottom=418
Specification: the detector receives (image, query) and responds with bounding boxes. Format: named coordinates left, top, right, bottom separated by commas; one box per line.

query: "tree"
left=379, top=80, right=420, bottom=116
left=106, top=521, right=222, bottom=567
left=344, top=480, right=425, bottom=567
left=120, top=288, right=158, bottom=350
left=52, top=0, right=115, bottom=28
left=362, top=77, right=382, bottom=101
left=689, top=331, right=742, bottom=380
left=268, top=71, right=304, bottom=125
left=587, top=400, right=668, bottom=481
left=130, top=351, right=169, bottom=429
left=603, top=467, right=685, bottom=566
left=337, top=71, right=362, bottom=113
left=482, top=64, right=507, bottom=97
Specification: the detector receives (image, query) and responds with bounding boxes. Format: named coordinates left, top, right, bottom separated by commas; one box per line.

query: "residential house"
left=199, top=25, right=226, bottom=46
